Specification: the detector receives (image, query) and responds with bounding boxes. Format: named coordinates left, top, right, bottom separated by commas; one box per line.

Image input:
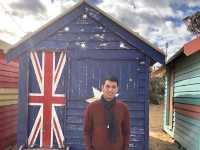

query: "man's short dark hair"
left=101, top=75, right=119, bottom=86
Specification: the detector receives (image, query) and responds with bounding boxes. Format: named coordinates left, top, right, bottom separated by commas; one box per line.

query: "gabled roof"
left=6, top=1, right=165, bottom=64
left=184, top=36, right=200, bottom=56
left=167, top=36, right=200, bottom=64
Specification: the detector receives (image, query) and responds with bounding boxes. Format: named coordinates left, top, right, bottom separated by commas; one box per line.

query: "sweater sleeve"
left=122, top=105, right=130, bottom=150
left=83, top=105, right=94, bottom=150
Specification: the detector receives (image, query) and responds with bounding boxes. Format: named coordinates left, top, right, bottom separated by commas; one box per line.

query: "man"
left=83, top=76, right=130, bottom=150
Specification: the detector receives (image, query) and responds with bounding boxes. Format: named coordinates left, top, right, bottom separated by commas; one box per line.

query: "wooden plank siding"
left=0, top=54, right=18, bottom=89
left=0, top=105, right=18, bottom=149
left=6, top=1, right=165, bottom=149
left=45, top=13, right=147, bottom=150
left=174, top=113, right=200, bottom=150
left=164, top=52, right=200, bottom=150
left=173, top=52, right=200, bottom=150
left=174, top=52, right=200, bottom=104
left=0, top=52, right=19, bottom=149
left=174, top=103, right=200, bottom=120
left=65, top=46, right=149, bottom=149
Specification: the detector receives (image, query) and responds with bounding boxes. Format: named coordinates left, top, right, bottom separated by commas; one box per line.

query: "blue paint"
left=144, top=56, right=150, bottom=150
left=10, top=1, right=165, bottom=150
left=65, top=52, right=149, bottom=149
left=29, top=56, right=41, bottom=93
left=17, top=53, right=29, bottom=147
left=27, top=51, right=66, bottom=148
left=28, top=105, right=40, bottom=146
left=84, top=3, right=165, bottom=64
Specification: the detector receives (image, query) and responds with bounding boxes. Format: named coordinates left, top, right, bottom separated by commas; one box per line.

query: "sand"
left=149, top=103, right=179, bottom=150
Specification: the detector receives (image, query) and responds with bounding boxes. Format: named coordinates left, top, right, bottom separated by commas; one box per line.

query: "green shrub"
left=149, top=77, right=164, bottom=104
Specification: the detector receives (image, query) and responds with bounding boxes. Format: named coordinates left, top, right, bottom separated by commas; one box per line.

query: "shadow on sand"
left=150, top=136, right=181, bottom=150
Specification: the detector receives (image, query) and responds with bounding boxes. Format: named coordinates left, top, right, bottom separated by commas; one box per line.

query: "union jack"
left=28, top=51, right=66, bottom=148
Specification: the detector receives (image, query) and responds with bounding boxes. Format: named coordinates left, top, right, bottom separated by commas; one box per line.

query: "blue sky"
left=0, top=0, right=199, bottom=59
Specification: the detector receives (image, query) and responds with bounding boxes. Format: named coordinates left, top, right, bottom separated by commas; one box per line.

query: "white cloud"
left=0, top=0, right=198, bottom=60
left=98, top=0, right=196, bottom=58
left=0, top=0, right=76, bottom=44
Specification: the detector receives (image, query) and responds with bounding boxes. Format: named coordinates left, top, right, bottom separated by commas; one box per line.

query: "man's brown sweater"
left=83, top=100, right=130, bottom=150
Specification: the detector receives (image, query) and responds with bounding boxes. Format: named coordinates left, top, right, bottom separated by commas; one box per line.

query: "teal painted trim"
left=163, top=76, right=169, bottom=128
left=173, top=113, right=200, bottom=150
left=175, top=52, right=200, bottom=73
left=163, top=125, right=174, bottom=137
left=167, top=52, right=200, bottom=150
left=175, top=68, right=200, bottom=82
left=175, top=61, right=200, bottom=78
left=174, top=76, right=200, bottom=87
left=174, top=97, right=200, bottom=105
left=175, top=119, right=200, bottom=135
left=174, top=130, right=199, bottom=150
left=174, top=84, right=200, bottom=93
left=174, top=91, right=200, bottom=98
left=174, top=112, right=200, bottom=150
left=175, top=113, right=200, bottom=127
left=163, top=71, right=176, bottom=138
left=174, top=117, right=200, bottom=150
left=163, top=75, right=176, bottom=138
left=175, top=123, right=199, bottom=143
left=176, top=127, right=198, bottom=146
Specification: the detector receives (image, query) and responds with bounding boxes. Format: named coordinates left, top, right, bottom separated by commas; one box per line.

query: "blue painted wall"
left=12, top=2, right=165, bottom=150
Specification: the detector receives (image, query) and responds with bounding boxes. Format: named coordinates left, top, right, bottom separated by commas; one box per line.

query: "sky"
left=0, top=0, right=199, bottom=59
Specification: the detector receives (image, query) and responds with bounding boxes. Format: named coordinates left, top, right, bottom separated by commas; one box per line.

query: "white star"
left=86, top=87, right=119, bottom=103
left=86, top=87, right=102, bottom=103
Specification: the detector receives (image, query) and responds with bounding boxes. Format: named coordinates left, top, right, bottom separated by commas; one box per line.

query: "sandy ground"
left=149, top=103, right=179, bottom=150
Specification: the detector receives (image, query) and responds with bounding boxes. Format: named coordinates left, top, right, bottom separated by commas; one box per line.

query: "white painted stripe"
left=29, top=93, right=43, bottom=96
left=40, top=107, right=43, bottom=147
left=28, top=106, right=43, bottom=146
left=30, top=52, right=43, bottom=94
left=53, top=106, right=64, bottom=148
left=53, top=52, right=66, bottom=96
left=29, top=103, right=43, bottom=106
left=50, top=104, right=54, bottom=148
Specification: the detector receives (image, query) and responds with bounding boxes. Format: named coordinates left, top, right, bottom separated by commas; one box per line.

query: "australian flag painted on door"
left=28, top=51, right=66, bottom=148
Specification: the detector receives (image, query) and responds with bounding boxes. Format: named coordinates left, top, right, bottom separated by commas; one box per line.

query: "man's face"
left=101, top=80, right=118, bottom=101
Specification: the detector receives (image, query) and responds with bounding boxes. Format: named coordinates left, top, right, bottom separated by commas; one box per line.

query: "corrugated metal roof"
left=184, top=36, right=200, bottom=56
left=166, top=37, right=200, bottom=64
